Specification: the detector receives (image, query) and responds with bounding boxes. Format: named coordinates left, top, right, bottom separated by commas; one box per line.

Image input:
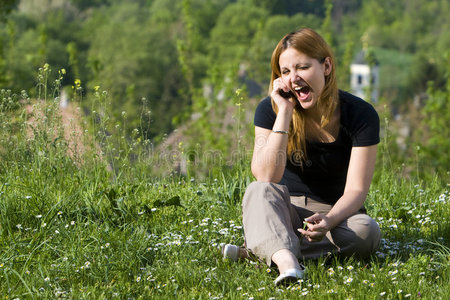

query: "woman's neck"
left=303, top=102, right=340, bottom=143
left=303, top=105, right=322, bottom=124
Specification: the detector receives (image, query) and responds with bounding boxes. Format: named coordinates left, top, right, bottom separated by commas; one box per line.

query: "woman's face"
left=279, top=47, right=331, bottom=111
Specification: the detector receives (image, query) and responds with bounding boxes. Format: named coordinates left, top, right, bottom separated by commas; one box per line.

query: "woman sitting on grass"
left=222, top=27, right=381, bottom=286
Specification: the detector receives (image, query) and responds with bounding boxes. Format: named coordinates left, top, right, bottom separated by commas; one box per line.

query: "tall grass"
left=0, top=66, right=448, bottom=299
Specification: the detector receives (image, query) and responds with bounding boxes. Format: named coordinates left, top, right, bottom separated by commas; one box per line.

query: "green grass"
left=0, top=86, right=449, bottom=299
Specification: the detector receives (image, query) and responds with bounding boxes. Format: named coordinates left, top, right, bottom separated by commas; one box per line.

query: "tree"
left=0, top=0, right=19, bottom=22
left=207, top=2, right=268, bottom=97
left=84, top=1, right=188, bottom=139
left=421, top=76, right=450, bottom=175
left=248, top=13, right=321, bottom=85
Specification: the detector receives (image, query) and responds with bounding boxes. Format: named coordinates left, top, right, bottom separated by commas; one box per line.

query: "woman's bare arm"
left=251, top=78, right=296, bottom=182
left=299, top=145, right=377, bottom=241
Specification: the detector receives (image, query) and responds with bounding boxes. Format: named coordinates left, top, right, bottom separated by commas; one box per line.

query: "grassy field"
left=0, top=88, right=449, bottom=299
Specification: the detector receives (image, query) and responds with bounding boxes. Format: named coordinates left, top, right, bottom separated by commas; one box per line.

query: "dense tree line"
left=0, top=0, right=448, bottom=175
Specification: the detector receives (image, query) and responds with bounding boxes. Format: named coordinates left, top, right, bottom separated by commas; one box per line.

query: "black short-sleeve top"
left=253, top=90, right=380, bottom=204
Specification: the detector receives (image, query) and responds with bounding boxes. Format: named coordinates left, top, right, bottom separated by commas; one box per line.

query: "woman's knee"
left=243, top=181, right=289, bottom=206
left=349, top=214, right=381, bottom=257
left=245, top=181, right=287, bottom=194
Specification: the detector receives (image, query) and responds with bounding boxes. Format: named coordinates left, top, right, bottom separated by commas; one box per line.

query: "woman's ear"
left=323, top=57, right=332, bottom=76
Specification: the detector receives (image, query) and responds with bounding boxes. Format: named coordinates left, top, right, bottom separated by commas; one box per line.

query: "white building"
left=350, top=50, right=379, bottom=102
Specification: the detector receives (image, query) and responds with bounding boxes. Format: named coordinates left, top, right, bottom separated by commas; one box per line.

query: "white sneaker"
left=274, top=266, right=306, bottom=286
left=222, top=244, right=240, bottom=261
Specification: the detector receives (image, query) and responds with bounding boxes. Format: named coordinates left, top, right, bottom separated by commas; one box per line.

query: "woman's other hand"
left=297, top=213, right=331, bottom=242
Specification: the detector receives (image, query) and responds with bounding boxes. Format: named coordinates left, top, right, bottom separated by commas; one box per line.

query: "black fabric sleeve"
left=351, top=103, right=380, bottom=146
left=344, top=93, right=380, bottom=147
left=253, top=96, right=277, bottom=130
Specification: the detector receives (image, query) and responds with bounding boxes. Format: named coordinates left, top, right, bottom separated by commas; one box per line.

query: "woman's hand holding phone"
left=279, top=89, right=295, bottom=99
left=271, top=78, right=296, bottom=113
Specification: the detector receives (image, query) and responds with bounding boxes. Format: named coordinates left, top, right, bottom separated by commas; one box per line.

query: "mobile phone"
left=279, top=89, right=294, bottom=99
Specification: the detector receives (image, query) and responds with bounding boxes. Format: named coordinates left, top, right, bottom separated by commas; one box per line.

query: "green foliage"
left=320, top=0, right=334, bottom=47
left=248, top=13, right=321, bottom=84
left=69, top=0, right=112, bottom=11
left=357, top=0, right=449, bottom=97
left=207, top=2, right=268, bottom=89
left=0, top=0, right=18, bottom=21
left=83, top=1, right=188, bottom=139
left=420, top=76, right=450, bottom=173
left=0, top=88, right=22, bottom=113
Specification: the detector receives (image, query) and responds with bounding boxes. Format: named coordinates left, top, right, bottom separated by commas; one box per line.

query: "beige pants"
left=242, top=181, right=381, bottom=266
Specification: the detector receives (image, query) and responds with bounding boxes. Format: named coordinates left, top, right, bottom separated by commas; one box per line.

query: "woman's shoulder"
left=255, top=96, right=275, bottom=113
left=257, top=96, right=273, bottom=109
left=339, top=90, right=378, bottom=114
left=254, top=96, right=276, bottom=129
left=338, top=90, right=380, bottom=146
left=339, top=90, right=379, bottom=123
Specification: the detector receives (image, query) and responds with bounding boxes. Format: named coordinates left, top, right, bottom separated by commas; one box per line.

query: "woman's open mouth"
left=293, top=85, right=311, bottom=101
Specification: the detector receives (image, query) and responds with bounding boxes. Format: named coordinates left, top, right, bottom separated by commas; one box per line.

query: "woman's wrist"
left=325, top=212, right=342, bottom=230
left=273, top=106, right=293, bottom=132
left=277, top=104, right=294, bottom=115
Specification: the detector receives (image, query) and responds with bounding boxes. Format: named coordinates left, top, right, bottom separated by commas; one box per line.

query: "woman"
left=222, top=28, right=381, bottom=286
